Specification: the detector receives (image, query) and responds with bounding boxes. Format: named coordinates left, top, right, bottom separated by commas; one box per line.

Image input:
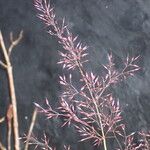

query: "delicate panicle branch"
left=23, top=133, right=54, bottom=150
left=34, top=0, right=88, bottom=70
left=34, top=0, right=145, bottom=150
left=23, top=132, right=72, bottom=150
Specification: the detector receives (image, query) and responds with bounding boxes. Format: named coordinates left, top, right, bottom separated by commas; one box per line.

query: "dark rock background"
left=0, top=0, right=150, bottom=149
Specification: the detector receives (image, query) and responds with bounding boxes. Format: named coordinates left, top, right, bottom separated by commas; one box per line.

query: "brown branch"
left=0, top=117, right=5, bottom=123
left=24, top=108, right=38, bottom=150
left=0, top=141, right=6, bottom=150
left=0, top=30, right=23, bottom=150
left=6, top=104, right=13, bottom=150
left=0, top=61, right=7, bottom=69
left=8, top=31, right=23, bottom=56
left=0, top=117, right=5, bottom=150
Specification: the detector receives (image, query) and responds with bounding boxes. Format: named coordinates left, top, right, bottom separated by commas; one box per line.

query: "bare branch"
left=0, top=141, right=6, bottom=150
left=0, top=117, right=5, bottom=123
left=24, top=108, right=38, bottom=150
left=8, top=30, right=23, bottom=56
left=0, top=61, right=7, bottom=69
left=0, top=30, right=22, bottom=150
left=6, top=104, right=13, bottom=150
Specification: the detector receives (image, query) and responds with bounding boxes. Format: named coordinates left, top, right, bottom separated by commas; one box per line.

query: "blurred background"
left=0, top=0, right=150, bottom=149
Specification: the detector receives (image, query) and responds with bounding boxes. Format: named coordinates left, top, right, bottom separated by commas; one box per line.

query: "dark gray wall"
left=0, top=0, right=150, bottom=149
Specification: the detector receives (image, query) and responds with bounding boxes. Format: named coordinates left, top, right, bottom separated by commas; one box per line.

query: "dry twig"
left=24, top=107, right=38, bottom=150
left=0, top=30, right=23, bottom=150
left=6, top=104, right=13, bottom=150
left=0, top=141, right=6, bottom=150
left=0, top=117, right=5, bottom=150
left=0, top=117, right=5, bottom=123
